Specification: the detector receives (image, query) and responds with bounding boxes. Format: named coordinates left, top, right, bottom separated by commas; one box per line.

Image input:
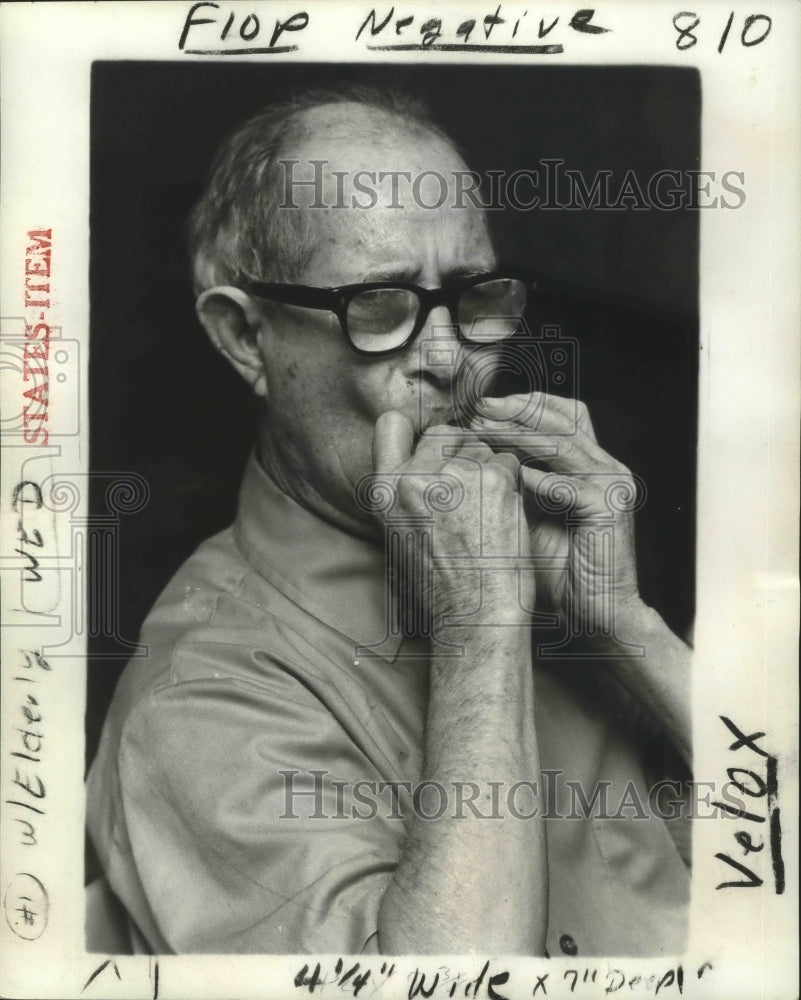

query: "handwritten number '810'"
left=673, top=12, right=772, bottom=52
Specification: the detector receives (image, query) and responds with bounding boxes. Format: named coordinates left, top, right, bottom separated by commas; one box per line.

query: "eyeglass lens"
left=346, top=278, right=527, bottom=353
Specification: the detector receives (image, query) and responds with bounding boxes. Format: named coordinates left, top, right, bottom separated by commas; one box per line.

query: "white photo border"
left=1, top=2, right=798, bottom=998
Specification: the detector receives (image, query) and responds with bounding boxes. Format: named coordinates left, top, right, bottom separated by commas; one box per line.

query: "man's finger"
left=373, top=410, right=416, bottom=473
left=520, top=466, right=594, bottom=514
left=478, top=392, right=596, bottom=439
left=470, top=419, right=610, bottom=474
left=490, top=450, right=521, bottom=479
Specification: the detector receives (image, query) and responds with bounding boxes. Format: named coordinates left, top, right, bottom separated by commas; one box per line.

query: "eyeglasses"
left=242, top=273, right=533, bottom=356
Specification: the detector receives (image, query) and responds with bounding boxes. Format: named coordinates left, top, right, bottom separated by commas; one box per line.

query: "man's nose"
left=413, top=303, right=462, bottom=380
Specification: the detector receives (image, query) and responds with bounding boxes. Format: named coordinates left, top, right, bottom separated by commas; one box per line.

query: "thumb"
left=373, top=410, right=415, bottom=474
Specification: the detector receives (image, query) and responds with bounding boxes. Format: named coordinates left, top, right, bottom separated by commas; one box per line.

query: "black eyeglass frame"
left=241, top=271, right=536, bottom=357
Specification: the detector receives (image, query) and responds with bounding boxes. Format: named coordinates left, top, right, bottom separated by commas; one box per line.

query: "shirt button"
left=559, top=933, right=578, bottom=956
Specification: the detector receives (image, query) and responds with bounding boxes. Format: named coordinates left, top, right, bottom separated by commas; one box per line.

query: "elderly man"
left=87, top=87, right=691, bottom=956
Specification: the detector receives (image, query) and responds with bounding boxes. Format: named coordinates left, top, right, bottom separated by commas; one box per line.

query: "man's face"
left=255, top=108, right=501, bottom=525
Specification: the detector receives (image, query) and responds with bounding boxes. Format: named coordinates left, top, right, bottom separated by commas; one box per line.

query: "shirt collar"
left=233, top=452, right=404, bottom=662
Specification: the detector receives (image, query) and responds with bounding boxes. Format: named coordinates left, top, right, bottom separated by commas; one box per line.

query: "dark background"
left=88, top=62, right=700, bottom=767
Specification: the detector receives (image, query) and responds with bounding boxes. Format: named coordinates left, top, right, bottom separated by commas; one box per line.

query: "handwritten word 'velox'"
left=713, top=716, right=785, bottom=892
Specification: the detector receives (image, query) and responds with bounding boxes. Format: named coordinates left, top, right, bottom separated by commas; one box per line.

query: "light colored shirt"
left=86, top=453, right=689, bottom=955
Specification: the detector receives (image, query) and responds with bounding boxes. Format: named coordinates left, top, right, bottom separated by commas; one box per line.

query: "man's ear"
left=196, top=286, right=270, bottom=398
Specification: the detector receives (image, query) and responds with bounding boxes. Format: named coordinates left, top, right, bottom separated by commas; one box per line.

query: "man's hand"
left=470, top=393, right=641, bottom=637
left=470, top=392, right=692, bottom=766
left=371, top=410, right=533, bottom=624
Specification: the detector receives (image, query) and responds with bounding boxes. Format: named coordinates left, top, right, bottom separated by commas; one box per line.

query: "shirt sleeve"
left=117, top=664, right=405, bottom=954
